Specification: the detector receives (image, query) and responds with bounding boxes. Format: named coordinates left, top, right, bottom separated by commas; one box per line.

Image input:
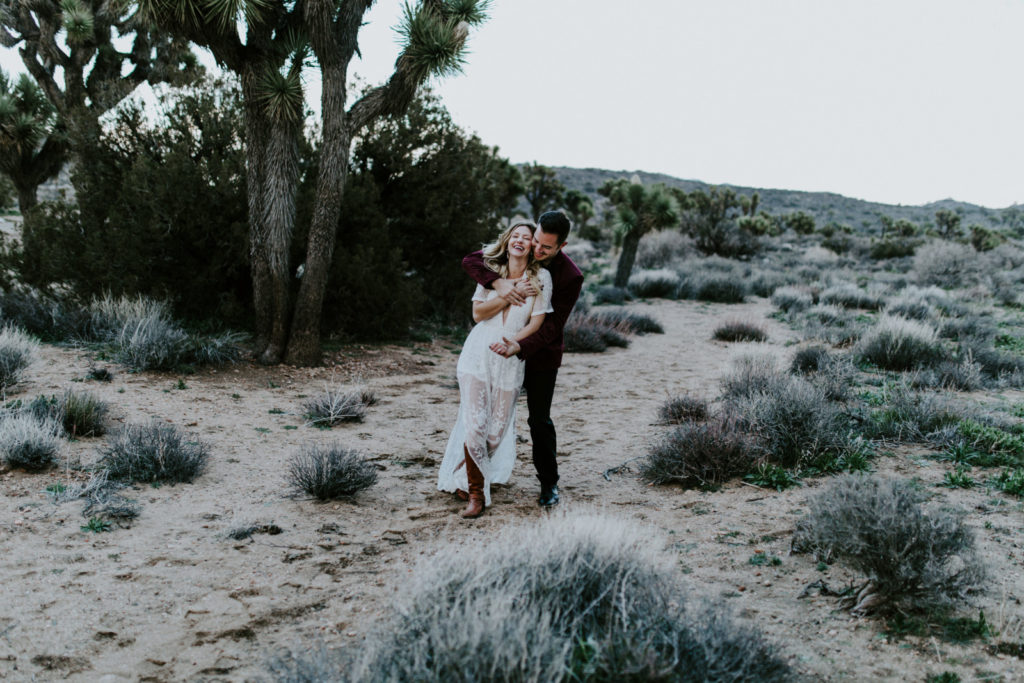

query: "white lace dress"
left=437, top=268, right=553, bottom=506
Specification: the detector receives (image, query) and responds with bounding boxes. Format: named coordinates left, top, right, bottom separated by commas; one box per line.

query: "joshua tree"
left=601, top=177, right=680, bottom=288
left=0, top=72, right=64, bottom=213
left=522, top=161, right=565, bottom=222
left=141, top=0, right=489, bottom=365
left=934, top=208, right=963, bottom=240
left=0, top=0, right=199, bottom=207
left=563, top=188, right=595, bottom=237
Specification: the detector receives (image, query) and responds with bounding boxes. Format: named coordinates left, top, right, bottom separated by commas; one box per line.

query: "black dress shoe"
left=538, top=484, right=559, bottom=507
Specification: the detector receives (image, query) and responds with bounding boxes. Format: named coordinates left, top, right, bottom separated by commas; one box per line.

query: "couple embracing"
left=437, top=210, right=584, bottom=518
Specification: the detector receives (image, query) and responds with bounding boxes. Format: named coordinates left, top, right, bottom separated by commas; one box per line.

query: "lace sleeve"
left=472, top=284, right=488, bottom=303
left=533, top=268, right=554, bottom=316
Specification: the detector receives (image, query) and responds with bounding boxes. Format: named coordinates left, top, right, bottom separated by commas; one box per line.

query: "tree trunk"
left=15, top=182, right=38, bottom=215
left=241, top=67, right=300, bottom=364
left=285, top=61, right=350, bottom=366
left=614, top=229, right=642, bottom=288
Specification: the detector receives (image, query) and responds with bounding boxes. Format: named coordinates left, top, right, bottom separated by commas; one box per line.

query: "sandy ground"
left=1, top=298, right=1022, bottom=682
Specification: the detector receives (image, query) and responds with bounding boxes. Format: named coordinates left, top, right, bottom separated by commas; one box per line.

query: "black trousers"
left=523, top=368, right=559, bottom=487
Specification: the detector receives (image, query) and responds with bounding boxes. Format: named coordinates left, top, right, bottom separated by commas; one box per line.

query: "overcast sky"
left=3, top=1, right=1021, bottom=208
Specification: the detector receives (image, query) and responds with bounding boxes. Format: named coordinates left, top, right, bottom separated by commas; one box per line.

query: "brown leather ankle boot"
left=460, top=454, right=485, bottom=518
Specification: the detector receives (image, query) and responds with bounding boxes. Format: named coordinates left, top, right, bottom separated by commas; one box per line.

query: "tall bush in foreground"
left=346, top=513, right=790, bottom=681
left=793, top=475, right=984, bottom=615
left=856, top=315, right=946, bottom=371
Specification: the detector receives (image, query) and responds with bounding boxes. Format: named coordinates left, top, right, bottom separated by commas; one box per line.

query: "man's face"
left=533, top=230, right=565, bottom=262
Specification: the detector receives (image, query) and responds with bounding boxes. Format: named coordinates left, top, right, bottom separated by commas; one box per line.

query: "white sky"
left=4, top=0, right=1022, bottom=208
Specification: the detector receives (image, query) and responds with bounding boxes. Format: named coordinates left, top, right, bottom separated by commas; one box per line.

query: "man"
left=461, top=210, right=583, bottom=507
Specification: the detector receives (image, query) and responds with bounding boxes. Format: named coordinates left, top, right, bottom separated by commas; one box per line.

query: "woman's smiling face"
left=508, top=225, right=534, bottom=257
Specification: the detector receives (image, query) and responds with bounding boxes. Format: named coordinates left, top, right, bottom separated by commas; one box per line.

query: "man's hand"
left=493, top=278, right=526, bottom=306
left=514, top=277, right=538, bottom=299
left=489, top=337, right=521, bottom=359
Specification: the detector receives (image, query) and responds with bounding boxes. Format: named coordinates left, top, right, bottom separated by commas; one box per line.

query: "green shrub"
left=953, top=419, right=1024, bottom=467
left=993, top=467, right=1024, bottom=497
left=59, top=389, right=109, bottom=438
left=793, top=475, right=985, bottom=614
left=864, top=386, right=965, bottom=442
left=870, top=238, right=918, bottom=259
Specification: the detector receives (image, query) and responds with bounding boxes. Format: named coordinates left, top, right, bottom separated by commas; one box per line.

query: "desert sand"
left=1, top=297, right=1021, bottom=681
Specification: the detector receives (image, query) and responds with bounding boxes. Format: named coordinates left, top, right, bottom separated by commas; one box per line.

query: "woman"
left=437, top=222, right=553, bottom=518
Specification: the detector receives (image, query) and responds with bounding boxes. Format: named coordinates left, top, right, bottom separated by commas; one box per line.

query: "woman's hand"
left=489, top=337, right=520, bottom=358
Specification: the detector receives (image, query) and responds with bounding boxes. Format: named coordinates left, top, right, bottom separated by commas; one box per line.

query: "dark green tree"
left=142, top=0, right=489, bottom=364
left=680, top=187, right=758, bottom=258
left=563, top=188, right=595, bottom=238
left=784, top=210, right=815, bottom=235
left=0, top=72, right=65, bottom=213
left=600, top=177, right=680, bottom=288
left=0, top=0, right=199, bottom=207
left=522, top=162, right=565, bottom=222
left=934, top=208, right=963, bottom=240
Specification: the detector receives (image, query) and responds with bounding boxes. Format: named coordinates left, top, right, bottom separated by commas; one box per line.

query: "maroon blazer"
left=462, top=250, right=584, bottom=371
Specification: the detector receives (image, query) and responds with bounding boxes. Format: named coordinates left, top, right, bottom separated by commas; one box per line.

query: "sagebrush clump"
left=642, top=415, right=762, bottom=488
left=856, top=315, right=946, bottom=371
left=0, top=324, right=38, bottom=389
left=659, top=394, right=709, bottom=424
left=100, top=422, right=209, bottom=483
left=346, top=513, right=791, bottom=681
left=713, top=319, right=767, bottom=343
left=793, top=474, right=984, bottom=614
left=304, top=388, right=377, bottom=426
left=287, top=443, right=378, bottom=499
left=0, top=412, right=62, bottom=471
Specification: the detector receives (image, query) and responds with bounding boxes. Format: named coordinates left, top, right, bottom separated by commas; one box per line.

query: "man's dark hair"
left=538, top=210, right=571, bottom=244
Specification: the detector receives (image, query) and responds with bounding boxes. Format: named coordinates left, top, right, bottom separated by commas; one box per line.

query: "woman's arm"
left=472, top=296, right=509, bottom=323
left=512, top=313, right=545, bottom=342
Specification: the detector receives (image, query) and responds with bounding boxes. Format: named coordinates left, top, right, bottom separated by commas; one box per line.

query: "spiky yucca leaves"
left=603, top=179, right=681, bottom=288
left=0, top=71, right=66, bottom=213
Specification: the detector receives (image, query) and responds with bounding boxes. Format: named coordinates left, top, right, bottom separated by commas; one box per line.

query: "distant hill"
left=550, top=166, right=1022, bottom=234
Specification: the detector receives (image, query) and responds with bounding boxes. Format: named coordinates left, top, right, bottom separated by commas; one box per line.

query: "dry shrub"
left=730, top=375, right=854, bottom=470
left=819, top=282, right=885, bottom=310
left=58, top=389, right=109, bottom=438
left=564, top=311, right=630, bottom=353
left=627, top=268, right=680, bottom=299
left=909, top=355, right=984, bottom=392
left=635, top=229, right=689, bottom=269
left=641, top=415, right=762, bottom=488
left=865, top=384, right=967, bottom=442
left=793, top=475, right=985, bottom=614
left=304, top=388, right=377, bottom=426
left=855, top=315, right=947, bottom=371
left=720, top=354, right=787, bottom=400
left=592, top=285, right=630, bottom=306
left=713, top=319, right=767, bottom=343
left=348, top=513, right=791, bottom=682
left=100, top=422, right=209, bottom=483
left=590, top=309, right=664, bottom=335
left=791, top=347, right=855, bottom=401
left=658, top=394, right=709, bottom=424
left=771, top=286, right=813, bottom=313
left=790, top=345, right=832, bottom=374
left=693, top=276, right=746, bottom=304
left=287, top=443, right=377, bottom=499
left=914, top=241, right=980, bottom=287
left=0, top=324, right=38, bottom=389
left=0, top=412, right=62, bottom=471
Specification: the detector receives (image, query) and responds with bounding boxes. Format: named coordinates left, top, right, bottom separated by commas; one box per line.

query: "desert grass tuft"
left=287, top=443, right=378, bottom=499
left=713, top=319, right=768, bottom=343
left=58, top=389, right=109, bottom=438
left=100, top=422, right=209, bottom=484
left=0, top=412, right=62, bottom=471
left=771, top=285, right=814, bottom=313
left=720, top=354, right=788, bottom=400
left=0, top=324, right=38, bottom=389
left=303, top=388, right=377, bottom=426
left=349, top=513, right=791, bottom=681
left=793, top=474, right=985, bottom=614
left=820, top=282, right=885, bottom=310
left=590, top=309, right=664, bottom=335
left=693, top=275, right=746, bottom=303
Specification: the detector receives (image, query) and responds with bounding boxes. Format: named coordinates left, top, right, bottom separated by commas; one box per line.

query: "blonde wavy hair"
left=482, top=222, right=544, bottom=298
